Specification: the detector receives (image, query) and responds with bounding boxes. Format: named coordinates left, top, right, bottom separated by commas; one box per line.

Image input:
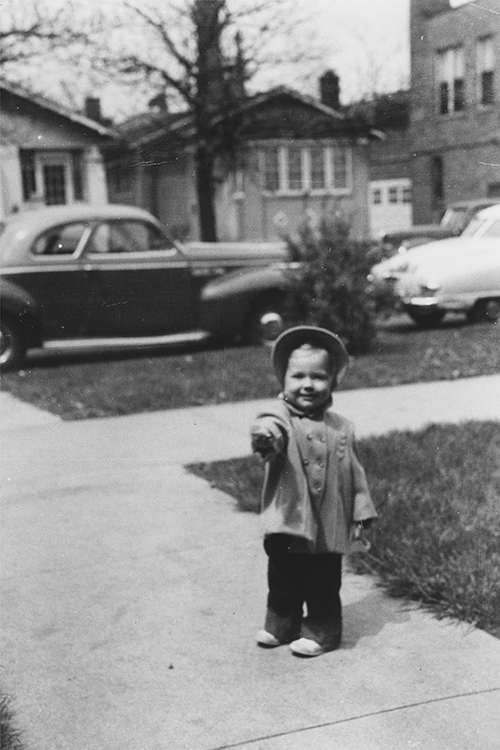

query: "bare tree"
left=89, top=0, right=323, bottom=240
left=0, top=0, right=100, bottom=69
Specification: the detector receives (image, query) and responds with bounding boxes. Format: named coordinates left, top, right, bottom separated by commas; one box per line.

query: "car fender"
left=200, top=263, right=294, bottom=336
left=0, top=278, right=43, bottom=346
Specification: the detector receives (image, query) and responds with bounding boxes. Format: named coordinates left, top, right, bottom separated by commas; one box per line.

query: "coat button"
left=303, top=459, right=309, bottom=465
left=307, top=434, right=312, bottom=440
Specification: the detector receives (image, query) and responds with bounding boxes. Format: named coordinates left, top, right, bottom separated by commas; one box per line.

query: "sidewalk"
left=1, top=377, right=500, bottom=750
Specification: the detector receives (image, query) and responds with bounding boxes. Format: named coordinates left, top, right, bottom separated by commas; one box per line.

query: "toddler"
left=251, top=326, right=377, bottom=657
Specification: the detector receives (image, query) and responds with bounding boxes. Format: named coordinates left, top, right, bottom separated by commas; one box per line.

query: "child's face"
left=283, top=345, right=334, bottom=411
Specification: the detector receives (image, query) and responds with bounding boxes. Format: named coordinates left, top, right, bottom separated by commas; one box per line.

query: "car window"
left=31, top=222, right=88, bottom=255
left=87, top=220, right=176, bottom=254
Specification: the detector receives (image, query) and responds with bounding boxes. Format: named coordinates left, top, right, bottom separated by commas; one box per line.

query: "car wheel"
left=467, top=298, right=500, bottom=324
left=244, top=294, right=285, bottom=345
left=408, top=309, right=446, bottom=328
left=0, top=316, right=26, bottom=372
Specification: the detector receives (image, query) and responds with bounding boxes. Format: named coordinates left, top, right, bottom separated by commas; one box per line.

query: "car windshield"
left=461, top=215, right=500, bottom=238
left=440, top=207, right=467, bottom=232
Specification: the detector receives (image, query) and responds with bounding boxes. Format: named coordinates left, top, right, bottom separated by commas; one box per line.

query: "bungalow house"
left=105, top=77, right=382, bottom=242
left=0, top=80, right=116, bottom=219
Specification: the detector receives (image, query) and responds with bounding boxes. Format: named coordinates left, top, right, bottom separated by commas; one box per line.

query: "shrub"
left=285, top=214, right=377, bottom=354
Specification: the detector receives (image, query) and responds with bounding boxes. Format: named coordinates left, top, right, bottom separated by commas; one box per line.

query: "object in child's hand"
left=350, top=522, right=371, bottom=553
left=252, top=430, right=275, bottom=458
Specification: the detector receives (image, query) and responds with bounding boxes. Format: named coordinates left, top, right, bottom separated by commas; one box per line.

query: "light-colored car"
left=0, top=205, right=291, bottom=371
left=369, top=203, right=500, bottom=327
left=377, top=198, right=499, bottom=255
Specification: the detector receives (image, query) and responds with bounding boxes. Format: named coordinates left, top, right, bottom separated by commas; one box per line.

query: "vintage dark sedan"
left=0, top=204, right=291, bottom=371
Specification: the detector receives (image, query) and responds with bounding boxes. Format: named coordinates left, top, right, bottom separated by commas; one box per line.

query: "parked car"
left=369, top=203, right=500, bottom=327
left=377, top=198, right=500, bottom=255
left=0, top=205, right=292, bottom=371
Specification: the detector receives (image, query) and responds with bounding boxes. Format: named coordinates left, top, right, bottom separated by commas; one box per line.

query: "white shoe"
left=256, top=629, right=282, bottom=647
left=289, top=637, right=325, bottom=657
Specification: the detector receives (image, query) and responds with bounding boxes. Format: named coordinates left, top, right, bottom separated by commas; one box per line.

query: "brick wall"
left=410, top=0, right=500, bottom=223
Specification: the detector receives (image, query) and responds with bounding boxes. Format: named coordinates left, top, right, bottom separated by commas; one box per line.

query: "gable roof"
left=0, top=79, right=117, bottom=139
left=118, top=85, right=383, bottom=149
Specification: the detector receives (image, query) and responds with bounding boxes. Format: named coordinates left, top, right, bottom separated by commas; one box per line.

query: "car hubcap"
left=259, top=312, right=284, bottom=344
left=0, top=327, right=11, bottom=365
left=484, top=299, right=500, bottom=322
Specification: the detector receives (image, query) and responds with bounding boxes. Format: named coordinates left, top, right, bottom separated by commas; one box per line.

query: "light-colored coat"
left=252, top=398, right=377, bottom=554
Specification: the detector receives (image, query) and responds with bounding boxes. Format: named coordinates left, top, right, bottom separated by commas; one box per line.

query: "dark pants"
left=264, top=534, right=342, bottom=650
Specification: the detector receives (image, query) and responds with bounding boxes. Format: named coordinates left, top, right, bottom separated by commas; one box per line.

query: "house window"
left=44, top=164, right=66, bottom=205
left=287, top=146, right=302, bottom=191
left=372, top=187, right=382, bottom=205
left=477, top=37, right=495, bottom=106
left=72, top=151, right=84, bottom=200
left=436, top=46, right=465, bottom=114
left=310, top=146, right=326, bottom=189
left=402, top=185, right=412, bottom=204
left=332, top=147, right=348, bottom=189
left=19, top=150, right=86, bottom=205
left=388, top=186, right=399, bottom=204
left=20, top=150, right=37, bottom=201
left=108, top=163, right=134, bottom=194
left=262, top=148, right=280, bottom=192
left=233, top=168, right=245, bottom=197
left=431, top=155, right=444, bottom=207
left=261, top=144, right=351, bottom=194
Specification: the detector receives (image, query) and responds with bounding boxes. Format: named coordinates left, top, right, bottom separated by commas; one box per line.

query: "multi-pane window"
left=44, top=164, right=66, bottom=205
left=19, top=150, right=86, bottom=205
left=287, top=146, right=302, bottom=191
left=388, top=186, right=398, bottom=204
left=262, top=147, right=280, bottom=192
left=477, top=37, right=495, bottom=106
left=372, top=188, right=382, bottom=205
left=261, top=145, right=351, bottom=194
left=436, top=46, right=465, bottom=114
left=310, top=146, right=326, bottom=189
left=402, top=186, right=412, bottom=204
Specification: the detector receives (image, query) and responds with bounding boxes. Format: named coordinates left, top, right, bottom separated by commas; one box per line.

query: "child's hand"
left=251, top=429, right=277, bottom=460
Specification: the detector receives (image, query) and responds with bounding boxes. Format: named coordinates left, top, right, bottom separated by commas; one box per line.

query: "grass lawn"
left=188, top=421, right=500, bottom=638
left=1, top=315, right=499, bottom=419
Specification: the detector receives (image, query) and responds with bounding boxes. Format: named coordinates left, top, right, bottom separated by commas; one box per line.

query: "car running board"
left=42, top=330, right=211, bottom=351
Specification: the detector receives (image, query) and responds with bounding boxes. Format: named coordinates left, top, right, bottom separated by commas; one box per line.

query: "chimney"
left=319, top=70, right=340, bottom=110
left=85, top=97, right=102, bottom=122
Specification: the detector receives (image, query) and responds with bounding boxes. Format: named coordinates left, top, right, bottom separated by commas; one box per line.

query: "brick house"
left=410, top=0, right=500, bottom=224
left=0, top=81, right=115, bottom=219
left=105, top=80, right=381, bottom=242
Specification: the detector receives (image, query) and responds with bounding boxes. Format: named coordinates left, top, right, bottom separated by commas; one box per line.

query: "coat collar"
left=279, top=392, right=333, bottom=420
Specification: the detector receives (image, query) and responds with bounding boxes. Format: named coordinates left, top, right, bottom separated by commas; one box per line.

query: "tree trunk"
left=195, top=145, right=218, bottom=241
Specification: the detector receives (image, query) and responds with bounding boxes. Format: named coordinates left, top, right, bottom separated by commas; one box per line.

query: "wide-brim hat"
left=271, top=326, right=349, bottom=390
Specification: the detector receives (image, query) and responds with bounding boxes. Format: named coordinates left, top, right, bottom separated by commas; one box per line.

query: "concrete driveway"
left=1, top=376, right=500, bottom=749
